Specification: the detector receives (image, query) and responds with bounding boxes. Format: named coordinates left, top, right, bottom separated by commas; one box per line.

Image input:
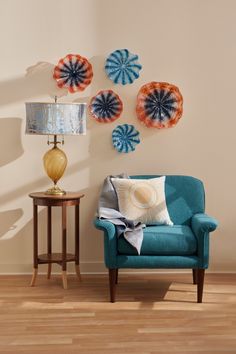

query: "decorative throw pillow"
left=111, top=176, right=173, bottom=225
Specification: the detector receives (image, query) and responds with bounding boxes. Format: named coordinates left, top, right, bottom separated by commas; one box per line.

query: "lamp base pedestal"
left=45, top=185, right=66, bottom=196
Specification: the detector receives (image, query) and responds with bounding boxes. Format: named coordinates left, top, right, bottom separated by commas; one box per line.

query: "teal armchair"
left=94, top=175, right=218, bottom=303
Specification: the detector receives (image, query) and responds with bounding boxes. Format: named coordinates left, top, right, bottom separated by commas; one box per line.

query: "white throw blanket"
left=97, top=173, right=144, bottom=254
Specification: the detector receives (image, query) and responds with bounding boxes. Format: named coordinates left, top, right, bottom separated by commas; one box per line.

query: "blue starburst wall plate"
left=105, top=49, right=142, bottom=85
left=89, top=90, right=123, bottom=123
left=112, top=124, right=140, bottom=153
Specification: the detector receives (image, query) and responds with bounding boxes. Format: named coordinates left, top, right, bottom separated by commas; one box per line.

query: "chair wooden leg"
left=197, top=269, right=205, bottom=303
left=192, top=269, right=198, bottom=284
left=115, top=269, right=118, bottom=285
left=109, top=269, right=116, bottom=303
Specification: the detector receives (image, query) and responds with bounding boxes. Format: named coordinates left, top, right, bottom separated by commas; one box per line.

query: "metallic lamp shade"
left=25, top=102, right=87, bottom=135
left=25, top=101, right=87, bottom=195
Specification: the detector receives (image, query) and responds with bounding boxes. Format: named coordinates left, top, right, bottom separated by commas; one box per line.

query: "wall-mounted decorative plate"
left=89, top=90, right=123, bottom=123
left=112, top=124, right=140, bottom=153
left=136, top=82, right=183, bottom=128
left=53, top=54, right=93, bottom=93
left=105, top=49, right=142, bottom=85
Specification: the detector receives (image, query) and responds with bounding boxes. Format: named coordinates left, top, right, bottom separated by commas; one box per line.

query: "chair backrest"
left=131, top=175, right=205, bottom=225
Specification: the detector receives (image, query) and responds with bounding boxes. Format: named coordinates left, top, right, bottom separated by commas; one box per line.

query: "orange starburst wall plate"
left=136, top=82, right=183, bottom=128
left=53, top=54, right=93, bottom=93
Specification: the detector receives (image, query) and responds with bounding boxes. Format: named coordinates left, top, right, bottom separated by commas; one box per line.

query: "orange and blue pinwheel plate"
left=136, top=82, right=183, bottom=128
left=53, top=54, right=93, bottom=93
left=89, top=90, right=123, bottom=123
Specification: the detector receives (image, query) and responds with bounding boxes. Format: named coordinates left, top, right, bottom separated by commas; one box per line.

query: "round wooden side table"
left=29, top=192, right=84, bottom=289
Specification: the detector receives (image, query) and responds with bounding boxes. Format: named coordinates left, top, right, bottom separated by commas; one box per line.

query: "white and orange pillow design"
left=112, top=176, right=173, bottom=225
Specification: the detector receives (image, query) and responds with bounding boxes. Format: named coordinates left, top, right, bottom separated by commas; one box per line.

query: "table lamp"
left=25, top=101, right=86, bottom=195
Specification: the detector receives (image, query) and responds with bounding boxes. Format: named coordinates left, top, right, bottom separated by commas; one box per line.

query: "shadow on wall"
left=88, top=56, right=114, bottom=92
left=0, top=157, right=91, bottom=206
left=0, top=209, right=47, bottom=268
left=0, top=62, right=67, bottom=106
left=0, top=118, right=24, bottom=167
left=0, top=209, right=23, bottom=239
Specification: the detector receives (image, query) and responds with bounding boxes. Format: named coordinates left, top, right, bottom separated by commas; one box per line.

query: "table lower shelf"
left=38, top=253, right=76, bottom=264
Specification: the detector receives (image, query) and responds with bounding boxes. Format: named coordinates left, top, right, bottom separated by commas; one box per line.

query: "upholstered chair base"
left=108, top=268, right=205, bottom=303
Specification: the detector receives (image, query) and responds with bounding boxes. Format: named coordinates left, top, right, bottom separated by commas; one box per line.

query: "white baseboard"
left=0, top=261, right=235, bottom=274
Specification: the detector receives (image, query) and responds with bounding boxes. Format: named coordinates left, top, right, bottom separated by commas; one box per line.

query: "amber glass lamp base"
left=43, top=143, right=67, bottom=195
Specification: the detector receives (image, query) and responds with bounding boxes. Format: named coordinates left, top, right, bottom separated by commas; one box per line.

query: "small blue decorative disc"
left=112, top=124, right=140, bottom=153
left=105, top=49, right=142, bottom=85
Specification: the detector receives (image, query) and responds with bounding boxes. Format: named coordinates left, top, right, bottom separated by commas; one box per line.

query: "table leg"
left=30, top=204, right=38, bottom=286
left=62, top=204, right=67, bottom=289
left=75, top=204, right=82, bottom=282
left=47, top=206, right=52, bottom=279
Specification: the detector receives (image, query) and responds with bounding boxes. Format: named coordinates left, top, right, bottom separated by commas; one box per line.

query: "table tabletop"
left=29, top=192, right=84, bottom=201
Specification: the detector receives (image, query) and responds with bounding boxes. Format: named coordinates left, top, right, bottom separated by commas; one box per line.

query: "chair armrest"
left=191, top=213, right=218, bottom=268
left=94, top=219, right=116, bottom=239
left=191, top=213, right=218, bottom=236
left=93, top=218, right=117, bottom=268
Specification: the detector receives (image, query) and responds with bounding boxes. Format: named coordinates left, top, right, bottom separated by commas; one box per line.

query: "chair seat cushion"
left=118, top=225, right=197, bottom=255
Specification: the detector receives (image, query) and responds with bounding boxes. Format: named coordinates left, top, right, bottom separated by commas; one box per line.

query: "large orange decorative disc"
left=136, top=82, right=183, bottom=128
left=53, top=54, right=93, bottom=93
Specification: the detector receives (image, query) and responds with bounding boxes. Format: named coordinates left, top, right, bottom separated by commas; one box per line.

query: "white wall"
left=0, top=0, right=235, bottom=273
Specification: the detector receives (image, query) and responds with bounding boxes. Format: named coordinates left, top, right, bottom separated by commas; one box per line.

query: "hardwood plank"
left=0, top=274, right=235, bottom=353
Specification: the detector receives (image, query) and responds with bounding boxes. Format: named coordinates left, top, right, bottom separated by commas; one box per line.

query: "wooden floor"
left=0, top=273, right=235, bottom=353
